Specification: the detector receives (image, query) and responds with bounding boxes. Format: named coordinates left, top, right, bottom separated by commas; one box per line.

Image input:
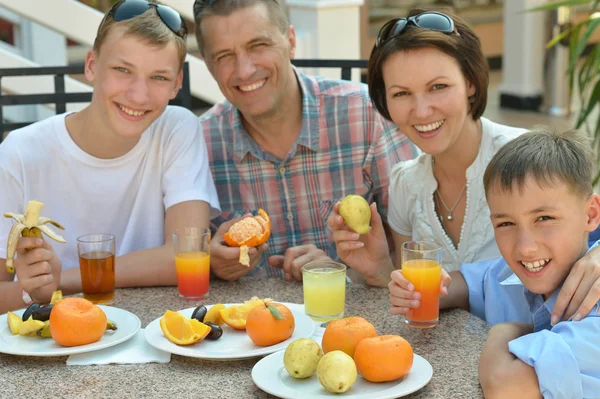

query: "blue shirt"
left=461, top=257, right=600, bottom=398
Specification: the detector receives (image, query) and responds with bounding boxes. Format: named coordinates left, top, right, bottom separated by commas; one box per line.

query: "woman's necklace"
left=435, top=185, right=466, bottom=221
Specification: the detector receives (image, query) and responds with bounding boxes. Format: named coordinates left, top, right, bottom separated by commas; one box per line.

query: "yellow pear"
left=339, top=195, right=371, bottom=234
left=284, top=338, right=323, bottom=379
left=316, top=350, right=357, bottom=393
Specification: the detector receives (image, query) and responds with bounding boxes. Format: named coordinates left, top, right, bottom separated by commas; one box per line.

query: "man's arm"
left=479, top=323, right=542, bottom=399
left=59, top=200, right=211, bottom=293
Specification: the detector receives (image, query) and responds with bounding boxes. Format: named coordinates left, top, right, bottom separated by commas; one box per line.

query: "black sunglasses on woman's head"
left=100, top=0, right=187, bottom=39
left=375, top=11, right=456, bottom=48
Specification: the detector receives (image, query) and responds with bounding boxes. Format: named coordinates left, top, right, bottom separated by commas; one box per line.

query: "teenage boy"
left=0, top=0, right=219, bottom=314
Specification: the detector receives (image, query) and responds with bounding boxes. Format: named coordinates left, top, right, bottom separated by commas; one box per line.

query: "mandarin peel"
left=223, top=209, right=270, bottom=267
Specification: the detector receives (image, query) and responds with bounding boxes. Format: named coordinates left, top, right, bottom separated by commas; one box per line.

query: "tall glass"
left=302, top=260, right=346, bottom=322
left=77, top=233, right=116, bottom=305
left=172, top=227, right=210, bottom=300
left=401, top=241, right=442, bottom=328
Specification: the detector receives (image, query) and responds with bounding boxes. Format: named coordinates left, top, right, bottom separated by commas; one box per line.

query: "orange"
left=223, top=210, right=271, bottom=267
left=219, top=297, right=265, bottom=330
left=354, top=335, right=414, bottom=382
left=49, top=297, right=107, bottom=347
left=321, top=316, right=377, bottom=357
left=204, top=304, right=226, bottom=325
left=246, top=302, right=295, bottom=347
left=160, top=310, right=211, bottom=345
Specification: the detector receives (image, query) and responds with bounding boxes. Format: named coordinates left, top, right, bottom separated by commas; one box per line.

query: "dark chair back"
left=0, top=62, right=191, bottom=141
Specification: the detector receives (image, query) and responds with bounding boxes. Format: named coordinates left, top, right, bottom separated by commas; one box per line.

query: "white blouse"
left=388, top=117, right=526, bottom=271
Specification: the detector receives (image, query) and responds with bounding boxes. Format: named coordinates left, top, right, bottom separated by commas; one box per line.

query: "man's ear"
left=287, top=25, right=296, bottom=59
left=84, top=50, right=98, bottom=83
left=170, top=69, right=184, bottom=100
left=585, top=193, right=600, bottom=232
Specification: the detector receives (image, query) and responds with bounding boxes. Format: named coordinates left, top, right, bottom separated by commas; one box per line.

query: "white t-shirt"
left=0, top=106, right=220, bottom=271
left=388, top=117, right=526, bottom=271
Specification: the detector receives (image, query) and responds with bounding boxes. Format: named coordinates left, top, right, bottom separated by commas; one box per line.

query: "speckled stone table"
left=0, top=279, right=489, bottom=398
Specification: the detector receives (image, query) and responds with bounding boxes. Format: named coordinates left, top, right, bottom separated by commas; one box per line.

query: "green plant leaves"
left=267, top=303, right=283, bottom=320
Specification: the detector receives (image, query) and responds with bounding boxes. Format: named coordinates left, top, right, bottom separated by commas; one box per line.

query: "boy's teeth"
left=239, top=79, right=266, bottom=92
left=414, top=120, right=444, bottom=132
left=119, top=105, right=146, bottom=116
left=521, top=258, right=550, bottom=272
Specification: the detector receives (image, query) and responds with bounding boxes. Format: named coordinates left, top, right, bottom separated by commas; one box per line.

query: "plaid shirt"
left=200, top=70, right=418, bottom=277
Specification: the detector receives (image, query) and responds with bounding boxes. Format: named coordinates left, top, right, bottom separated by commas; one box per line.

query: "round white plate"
left=0, top=305, right=141, bottom=357
left=252, top=350, right=433, bottom=399
left=144, top=303, right=316, bottom=360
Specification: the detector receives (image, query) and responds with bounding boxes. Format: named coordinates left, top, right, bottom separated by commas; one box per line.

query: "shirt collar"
left=232, top=67, right=320, bottom=163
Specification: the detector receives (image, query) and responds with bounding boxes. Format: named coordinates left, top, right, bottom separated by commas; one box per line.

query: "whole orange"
left=354, top=335, right=414, bottom=382
left=321, top=316, right=377, bottom=357
left=246, top=302, right=295, bottom=347
left=50, top=297, right=107, bottom=347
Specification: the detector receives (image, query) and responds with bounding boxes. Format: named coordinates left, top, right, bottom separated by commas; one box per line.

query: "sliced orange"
left=220, top=297, right=266, bottom=330
left=189, top=319, right=211, bottom=340
left=160, top=310, right=202, bottom=345
left=205, top=304, right=226, bottom=325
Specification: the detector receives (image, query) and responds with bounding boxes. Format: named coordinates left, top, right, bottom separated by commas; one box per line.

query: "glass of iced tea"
left=172, top=227, right=210, bottom=300
left=77, top=233, right=116, bottom=305
left=401, top=241, right=442, bottom=328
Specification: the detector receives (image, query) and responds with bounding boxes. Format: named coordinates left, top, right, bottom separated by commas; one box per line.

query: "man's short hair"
left=193, top=0, right=288, bottom=56
left=483, top=127, right=594, bottom=198
left=94, top=8, right=187, bottom=69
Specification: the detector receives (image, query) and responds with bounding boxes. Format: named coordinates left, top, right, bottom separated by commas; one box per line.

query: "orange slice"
left=220, top=297, right=265, bottom=330
left=205, top=304, right=226, bottom=325
left=160, top=310, right=202, bottom=345
left=189, top=319, right=211, bottom=340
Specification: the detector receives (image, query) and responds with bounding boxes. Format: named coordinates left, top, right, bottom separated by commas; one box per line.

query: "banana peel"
left=4, top=200, right=66, bottom=273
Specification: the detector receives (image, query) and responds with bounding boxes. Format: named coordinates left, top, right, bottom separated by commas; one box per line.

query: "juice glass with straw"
left=401, top=241, right=442, bottom=328
left=172, top=227, right=210, bottom=300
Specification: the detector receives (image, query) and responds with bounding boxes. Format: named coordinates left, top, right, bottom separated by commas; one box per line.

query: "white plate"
left=144, top=303, right=316, bottom=360
left=252, top=350, right=433, bottom=399
left=0, top=305, right=141, bottom=357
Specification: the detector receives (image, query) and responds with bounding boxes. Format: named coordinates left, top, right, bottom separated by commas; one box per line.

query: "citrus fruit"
left=49, top=297, right=107, bottom=347
left=204, top=304, right=225, bottom=325
left=246, top=302, right=295, bottom=347
left=219, top=297, right=265, bottom=330
left=223, top=209, right=271, bottom=266
left=354, top=335, right=414, bottom=382
left=160, top=310, right=210, bottom=345
left=321, top=316, right=377, bottom=357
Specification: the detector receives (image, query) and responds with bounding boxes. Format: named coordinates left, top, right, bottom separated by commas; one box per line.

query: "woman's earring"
left=469, top=95, right=475, bottom=103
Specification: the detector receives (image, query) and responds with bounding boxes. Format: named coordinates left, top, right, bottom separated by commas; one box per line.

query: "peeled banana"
left=4, top=200, right=66, bottom=273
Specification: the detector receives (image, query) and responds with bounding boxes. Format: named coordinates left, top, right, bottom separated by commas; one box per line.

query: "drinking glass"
left=302, top=260, right=346, bottom=322
left=77, top=233, right=116, bottom=305
left=172, top=227, right=210, bottom=300
left=401, top=241, right=442, bottom=328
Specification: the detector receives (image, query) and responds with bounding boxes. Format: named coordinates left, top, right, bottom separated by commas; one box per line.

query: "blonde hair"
left=94, top=8, right=187, bottom=69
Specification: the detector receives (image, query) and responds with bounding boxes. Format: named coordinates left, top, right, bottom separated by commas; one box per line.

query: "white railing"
left=0, top=0, right=224, bottom=105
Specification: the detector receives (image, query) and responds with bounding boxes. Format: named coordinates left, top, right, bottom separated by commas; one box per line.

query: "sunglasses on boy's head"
left=101, top=0, right=187, bottom=39
left=375, top=11, right=456, bottom=48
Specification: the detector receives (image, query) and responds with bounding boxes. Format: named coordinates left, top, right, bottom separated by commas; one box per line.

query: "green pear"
left=339, top=195, right=371, bottom=234
left=283, top=338, right=323, bottom=379
left=317, top=350, right=357, bottom=393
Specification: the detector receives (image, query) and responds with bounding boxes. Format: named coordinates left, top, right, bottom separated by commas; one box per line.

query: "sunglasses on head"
left=376, top=11, right=456, bottom=48
left=100, top=0, right=187, bottom=39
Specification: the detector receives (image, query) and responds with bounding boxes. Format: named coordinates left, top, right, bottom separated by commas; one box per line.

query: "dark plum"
left=191, top=305, right=208, bottom=322
left=205, top=322, right=223, bottom=340
left=22, top=303, right=40, bottom=322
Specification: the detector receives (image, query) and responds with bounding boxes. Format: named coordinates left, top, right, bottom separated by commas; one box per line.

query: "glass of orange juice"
left=302, top=260, right=347, bottom=322
left=401, top=241, right=442, bottom=328
left=172, top=228, right=211, bottom=300
left=77, top=233, right=116, bottom=305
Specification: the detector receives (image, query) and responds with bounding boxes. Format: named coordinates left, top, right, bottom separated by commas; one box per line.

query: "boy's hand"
left=552, top=248, right=600, bottom=324
left=14, top=237, right=62, bottom=303
left=388, top=268, right=451, bottom=315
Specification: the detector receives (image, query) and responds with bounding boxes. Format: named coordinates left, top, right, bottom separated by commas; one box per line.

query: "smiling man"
left=0, top=0, right=219, bottom=314
left=193, top=0, right=418, bottom=282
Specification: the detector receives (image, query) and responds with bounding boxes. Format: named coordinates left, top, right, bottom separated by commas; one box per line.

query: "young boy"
left=0, top=0, right=220, bottom=313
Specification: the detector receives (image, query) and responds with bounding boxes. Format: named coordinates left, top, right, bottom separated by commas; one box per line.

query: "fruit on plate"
left=19, top=317, right=45, bottom=336
left=246, top=301, right=295, bottom=347
left=219, top=297, right=265, bottom=330
left=317, top=350, right=358, bottom=393
left=283, top=338, right=323, bottom=379
left=321, top=316, right=377, bottom=357
left=223, top=209, right=270, bottom=266
left=354, top=335, right=414, bottom=382
left=204, top=304, right=225, bottom=325
left=4, top=200, right=66, bottom=273
left=338, top=195, right=371, bottom=235
left=204, top=322, right=223, bottom=340
left=50, top=297, right=107, bottom=347
left=160, top=310, right=211, bottom=345
left=7, top=312, right=22, bottom=335
left=191, top=305, right=208, bottom=322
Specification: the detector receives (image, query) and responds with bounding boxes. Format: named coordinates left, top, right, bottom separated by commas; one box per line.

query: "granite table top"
left=0, top=278, right=489, bottom=398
